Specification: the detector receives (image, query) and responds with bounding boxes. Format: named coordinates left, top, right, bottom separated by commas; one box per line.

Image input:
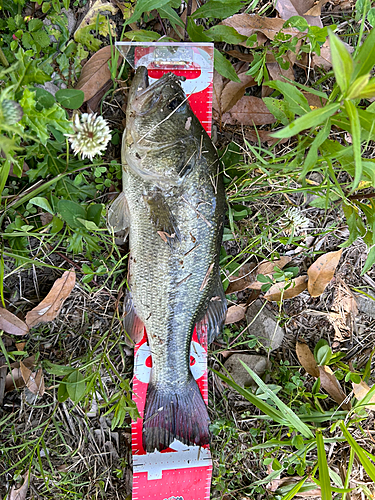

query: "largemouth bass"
left=109, top=66, right=226, bottom=452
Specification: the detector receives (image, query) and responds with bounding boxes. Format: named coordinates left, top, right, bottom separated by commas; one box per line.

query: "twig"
left=184, top=0, right=193, bottom=41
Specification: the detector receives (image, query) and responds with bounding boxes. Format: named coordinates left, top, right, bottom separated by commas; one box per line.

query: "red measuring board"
left=115, top=42, right=214, bottom=500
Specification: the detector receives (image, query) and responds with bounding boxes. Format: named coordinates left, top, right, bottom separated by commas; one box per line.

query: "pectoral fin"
left=196, top=273, right=227, bottom=345
left=143, top=190, right=180, bottom=246
left=107, top=192, right=130, bottom=237
left=123, top=291, right=144, bottom=345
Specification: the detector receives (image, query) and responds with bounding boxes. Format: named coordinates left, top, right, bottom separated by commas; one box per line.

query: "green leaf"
left=29, top=196, right=54, bottom=214
left=87, top=204, right=103, bottom=225
left=316, top=430, right=332, bottom=500
left=352, top=27, right=375, bottom=80
left=55, top=89, right=85, bottom=110
left=362, top=246, right=375, bottom=275
left=125, top=0, right=170, bottom=25
left=280, top=477, right=308, bottom=500
left=44, top=360, right=75, bottom=376
left=66, top=369, right=86, bottom=402
left=271, top=103, right=341, bottom=139
left=300, top=119, right=331, bottom=178
left=346, top=74, right=370, bottom=99
left=34, top=88, right=56, bottom=109
left=263, top=97, right=293, bottom=125
left=283, top=15, right=309, bottom=31
left=204, top=25, right=247, bottom=44
left=239, top=361, right=314, bottom=438
left=340, top=421, right=375, bottom=481
left=328, top=30, right=353, bottom=94
left=344, top=99, right=362, bottom=191
left=57, top=199, right=87, bottom=229
left=158, top=5, right=185, bottom=28
left=214, top=48, right=241, bottom=83
left=123, top=29, right=161, bottom=41
left=186, top=17, right=212, bottom=42
left=57, top=380, right=69, bottom=403
left=212, top=368, right=287, bottom=425
left=192, top=0, right=243, bottom=19
left=265, top=80, right=311, bottom=116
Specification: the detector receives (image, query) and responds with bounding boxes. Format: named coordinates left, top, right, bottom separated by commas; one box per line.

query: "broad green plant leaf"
left=29, top=196, right=54, bottom=214
left=280, top=477, right=308, bottom=500
left=328, top=30, right=353, bottom=94
left=125, top=0, right=170, bottom=25
left=123, top=30, right=161, bottom=41
left=66, top=369, right=86, bottom=402
left=214, top=49, right=241, bottom=83
left=55, top=89, right=85, bottom=110
left=344, top=99, right=362, bottom=190
left=265, top=80, right=310, bottom=116
left=316, top=430, right=332, bottom=500
left=239, top=361, right=314, bottom=438
left=187, top=18, right=212, bottom=42
left=352, top=27, right=375, bottom=80
left=271, top=103, right=340, bottom=139
left=57, top=199, right=87, bottom=229
left=192, top=0, right=243, bottom=19
left=346, top=74, right=370, bottom=99
left=340, top=421, right=375, bottom=481
left=205, top=25, right=247, bottom=44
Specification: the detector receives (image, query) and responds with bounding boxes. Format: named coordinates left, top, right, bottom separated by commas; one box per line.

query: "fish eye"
left=167, top=97, right=183, bottom=111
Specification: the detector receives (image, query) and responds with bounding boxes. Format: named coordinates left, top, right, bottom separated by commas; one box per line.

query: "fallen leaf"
left=226, top=258, right=291, bottom=294
left=220, top=72, right=257, bottom=114
left=8, top=471, right=30, bottom=500
left=264, top=275, right=308, bottom=301
left=25, top=270, right=76, bottom=328
left=5, top=356, right=36, bottom=392
left=303, top=91, right=327, bottom=108
left=266, top=60, right=295, bottom=84
left=307, top=249, right=343, bottom=297
left=222, top=96, right=276, bottom=126
left=275, top=0, right=325, bottom=27
left=212, top=70, right=225, bottom=119
left=75, top=46, right=122, bottom=103
left=225, top=304, right=247, bottom=324
left=250, top=257, right=292, bottom=290
left=352, top=380, right=375, bottom=410
left=0, top=308, right=29, bottom=336
left=221, top=14, right=301, bottom=43
left=75, top=0, right=118, bottom=33
left=20, top=362, right=45, bottom=396
left=245, top=128, right=284, bottom=145
left=319, top=365, right=351, bottom=410
left=296, top=341, right=320, bottom=377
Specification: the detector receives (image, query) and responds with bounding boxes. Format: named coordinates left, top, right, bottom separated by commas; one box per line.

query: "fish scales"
left=110, top=66, right=226, bottom=452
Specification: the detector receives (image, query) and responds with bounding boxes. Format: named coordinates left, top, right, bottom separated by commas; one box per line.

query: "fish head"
left=125, top=66, right=200, bottom=186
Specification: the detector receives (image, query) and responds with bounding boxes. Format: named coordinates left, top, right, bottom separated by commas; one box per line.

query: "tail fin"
left=142, top=377, right=210, bottom=452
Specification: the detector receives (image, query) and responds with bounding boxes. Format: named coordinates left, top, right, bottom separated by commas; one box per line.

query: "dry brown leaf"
left=266, top=60, right=295, bottom=83
left=25, top=270, right=76, bottom=328
left=296, top=341, right=320, bottom=377
left=303, top=92, right=327, bottom=108
left=220, top=72, right=257, bottom=114
left=264, top=276, right=308, bottom=301
left=227, top=258, right=291, bottom=294
left=275, top=0, right=325, bottom=27
left=307, top=249, right=343, bottom=297
left=221, top=14, right=300, bottom=42
left=0, top=308, right=29, bottom=336
left=250, top=257, right=292, bottom=290
left=8, top=471, right=30, bottom=500
left=225, top=304, right=247, bottom=324
left=20, top=362, right=45, bottom=396
left=75, top=46, right=122, bottom=103
left=222, top=96, right=276, bottom=126
left=75, top=0, right=118, bottom=33
left=319, top=365, right=351, bottom=410
left=5, top=368, right=25, bottom=392
left=245, top=129, right=284, bottom=145
left=352, top=380, right=375, bottom=410
left=212, top=70, right=225, bottom=118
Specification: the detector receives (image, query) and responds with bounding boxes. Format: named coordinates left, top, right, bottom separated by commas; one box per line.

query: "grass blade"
left=316, top=430, right=332, bottom=500
left=344, top=99, right=362, bottom=191
left=280, top=476, right=308, bottom=500
left=239, top=361, right=314, bottom=438
left=271, top=103, right=340, bottom=139
left=212, top=368, right=286, bottom=424
left=340, top=421, right=375, bottom=481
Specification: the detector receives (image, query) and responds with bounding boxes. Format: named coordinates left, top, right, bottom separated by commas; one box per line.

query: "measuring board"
left=115, top=42, right=214, bottom=500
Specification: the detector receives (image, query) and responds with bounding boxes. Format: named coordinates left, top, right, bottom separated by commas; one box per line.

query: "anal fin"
left=196, top=273, right=227, bottom=345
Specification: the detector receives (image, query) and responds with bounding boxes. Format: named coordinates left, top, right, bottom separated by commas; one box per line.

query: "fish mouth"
left=130, top=66, right=182, bottom=115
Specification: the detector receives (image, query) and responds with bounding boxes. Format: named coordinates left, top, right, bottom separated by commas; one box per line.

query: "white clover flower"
left=67, top=113, right=111, bottom=160
left=279, top=207, right=311, bottom=235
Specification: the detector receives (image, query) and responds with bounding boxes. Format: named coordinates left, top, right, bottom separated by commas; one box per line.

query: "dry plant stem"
left=347, top=191, right=375, bottom=201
